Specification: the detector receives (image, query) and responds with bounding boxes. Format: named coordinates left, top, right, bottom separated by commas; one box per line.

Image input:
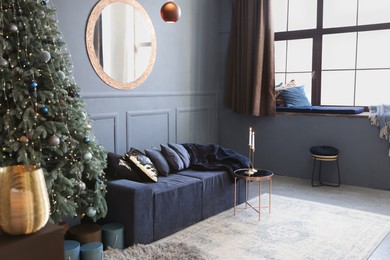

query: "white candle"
left=252, top=131, right=255, bottom=149
left=249, top=127, right=252, bottom=146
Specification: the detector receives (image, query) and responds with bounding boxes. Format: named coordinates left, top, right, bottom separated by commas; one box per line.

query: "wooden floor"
left=247, top=175, right=390, bottom=259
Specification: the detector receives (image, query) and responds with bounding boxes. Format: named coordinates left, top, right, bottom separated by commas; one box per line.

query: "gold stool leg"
left=234, top=177, right=237, bottom=216
left=259, top=180, right=262, bottom=221
left=269, top=178, right=272, bottom=214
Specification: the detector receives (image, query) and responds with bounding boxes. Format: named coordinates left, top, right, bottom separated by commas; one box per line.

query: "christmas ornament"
left=0, top=165, right=50, bottom=235
left=19, top=136, right=29, bottom=143
left=40, top=51, right=51, bottom=63
left=83, top=152, right=92, bottom=161
left=21, top=59, right=30, bottom=68
left=78, top=181, right=86, bottom=192
left=29, top=81, right=38, bottom=91
left=9, top=23, right=18, bottom=33
left=80, top=112, right=87, bottom=120
left=40, top=107, right=49, bottom=114
left=0, top=58, right=8, bottom=67
left=86, top=207, right=96, bottom=218
left=41, top=0, right=49, bottom=6
left=48, top=135, right=60, bottom=146
left=83, top=137, right=90, bottom=144
left=38, top=11, right=46, bottom=19
left=67, top=87, right=80, bottom=97
left=57, top=70, right=66, bottom=80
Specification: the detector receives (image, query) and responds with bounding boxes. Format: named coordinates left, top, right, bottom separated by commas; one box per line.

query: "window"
left=273, top=0, right=390, bottom=106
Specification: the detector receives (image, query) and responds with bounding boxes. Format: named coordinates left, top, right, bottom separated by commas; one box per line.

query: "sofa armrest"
left=105, top=179, right=153, bottom=246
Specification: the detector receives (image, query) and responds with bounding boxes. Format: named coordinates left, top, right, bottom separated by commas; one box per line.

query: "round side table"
left=234, top=168, right=274, bottom=221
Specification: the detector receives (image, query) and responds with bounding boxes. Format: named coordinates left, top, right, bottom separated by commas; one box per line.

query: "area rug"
left=104, top=241, right=207, bottom=260
left=157, top=194, right=390, bottom=260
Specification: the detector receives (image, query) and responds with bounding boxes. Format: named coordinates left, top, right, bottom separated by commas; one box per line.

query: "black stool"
left=310, top=145, right=341, bottom=187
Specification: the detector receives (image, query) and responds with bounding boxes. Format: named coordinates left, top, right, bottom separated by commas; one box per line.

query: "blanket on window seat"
left=182, top=143, right=251, bottom=180
left=369, top=104, right=390, bottom=156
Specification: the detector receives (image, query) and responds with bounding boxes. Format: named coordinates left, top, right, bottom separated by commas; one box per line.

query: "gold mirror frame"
left=86, top=0, right=157, bottom=90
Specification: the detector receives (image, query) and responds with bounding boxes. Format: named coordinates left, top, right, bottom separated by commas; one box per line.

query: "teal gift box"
left=102, top=223, right=124, bottom=250
left=80, top=242, right=103, bottom=260
left=64, top=240, right=80, bottom=260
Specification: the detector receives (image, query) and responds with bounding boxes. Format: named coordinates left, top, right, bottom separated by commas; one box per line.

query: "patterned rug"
left=157, top=194, right=390, bottom=259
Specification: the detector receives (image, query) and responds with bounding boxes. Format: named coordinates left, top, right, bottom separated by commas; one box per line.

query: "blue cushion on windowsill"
left=279, top=85, right=311, bottom=107
left=276, top=106, right=365, bottom=114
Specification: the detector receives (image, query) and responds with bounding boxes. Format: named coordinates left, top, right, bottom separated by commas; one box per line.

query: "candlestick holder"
left=246, top=145, right=257, bottom=175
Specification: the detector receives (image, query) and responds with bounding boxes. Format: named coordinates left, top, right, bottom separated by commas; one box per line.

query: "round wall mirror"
left=86, top=0, right=156, bottom=90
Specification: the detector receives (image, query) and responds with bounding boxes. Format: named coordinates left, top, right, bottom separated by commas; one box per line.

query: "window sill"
left=276, top=111, right=369, bottom=118
left=275, top=106, right=367, bottom=118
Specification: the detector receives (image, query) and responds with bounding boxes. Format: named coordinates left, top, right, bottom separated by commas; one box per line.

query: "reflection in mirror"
left=86, top=0, right=156, bottom=90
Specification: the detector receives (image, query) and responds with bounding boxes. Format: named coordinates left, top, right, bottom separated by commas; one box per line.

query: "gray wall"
left=217, top=0, right=390, bottom=190
left=53, top=0, right=219, bottom=154
left=53, top=0, right=390, bottom=190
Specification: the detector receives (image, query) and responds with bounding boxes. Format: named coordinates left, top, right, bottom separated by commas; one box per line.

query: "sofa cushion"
left=145, top=148, right=170, bottom=177
left=160, top=144, right=184, bottom=172
left=124, top=148, right=158, bottom=182
left=168, top=143, right=191, bottom=168
left=104, top=152, right=144, bottom=182
left=178, top=169, right=245, bottom=219
left=149, top=174, right=203, bottom=240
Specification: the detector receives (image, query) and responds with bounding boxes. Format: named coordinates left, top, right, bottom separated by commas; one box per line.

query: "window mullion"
left=312, top=0, right=324, bottom=106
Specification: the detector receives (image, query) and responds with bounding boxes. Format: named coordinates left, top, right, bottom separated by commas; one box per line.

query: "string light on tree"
left=0, top=0, right=107, bottom=223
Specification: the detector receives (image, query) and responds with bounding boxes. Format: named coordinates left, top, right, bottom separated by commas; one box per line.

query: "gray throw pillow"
left=160, top=144, right=184, bottom=172
left=168, top=143, right=191, bottom=168
left=145, top=148, right=170, bottom=177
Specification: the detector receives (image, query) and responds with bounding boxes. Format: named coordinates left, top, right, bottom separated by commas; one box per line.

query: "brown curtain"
left=224, top=0, right=275, bottom=117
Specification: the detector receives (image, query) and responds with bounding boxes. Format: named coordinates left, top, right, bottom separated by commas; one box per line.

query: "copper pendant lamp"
left=160, top=1, right=181, bottom=23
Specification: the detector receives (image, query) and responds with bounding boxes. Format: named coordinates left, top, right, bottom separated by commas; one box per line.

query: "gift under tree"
left=0, top=0, right=107, bottom=223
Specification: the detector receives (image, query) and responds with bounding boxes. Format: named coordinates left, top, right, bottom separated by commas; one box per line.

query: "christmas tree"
left=0, top=0, right=107, bottom=223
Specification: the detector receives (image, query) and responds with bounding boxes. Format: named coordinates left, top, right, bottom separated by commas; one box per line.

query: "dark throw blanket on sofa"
left=182, top=143, right=251, bottom=180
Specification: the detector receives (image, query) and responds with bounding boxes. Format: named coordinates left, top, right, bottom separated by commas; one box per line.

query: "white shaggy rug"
left=104, top=241, right=207, bottom=260
left=157, top=194, right=390, bottom=259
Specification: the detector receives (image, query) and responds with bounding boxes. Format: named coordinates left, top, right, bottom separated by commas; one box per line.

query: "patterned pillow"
left=123, top=148, right=158, bottom=182
left=275, top=80, right=296, bottom=107
left=104, top=152, right=144, bottom=182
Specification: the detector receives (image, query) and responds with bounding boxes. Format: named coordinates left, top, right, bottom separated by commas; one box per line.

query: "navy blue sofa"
left=103, top=152, right=247, bottom=247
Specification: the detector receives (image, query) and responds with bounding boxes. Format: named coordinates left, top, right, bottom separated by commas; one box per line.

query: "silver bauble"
left=83, top=152, right=93, bottom=161
left=57, top=70, right=66, bottom=80
left=78, top=181, right=86, bottom=192
left=48, top=135, right=60, bottom=146
left=9, top=23, right=18, bottom=32
left=0, top=58, right=8, bottom=67
left=38, top=10, right=46, bottom=19
left=40, top=50, right=51, bottom=63
left=86, top=207, right=96, bottom=218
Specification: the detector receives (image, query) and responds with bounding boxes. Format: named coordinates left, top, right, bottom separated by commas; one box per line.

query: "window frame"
left=274, top=0, right=390, bottom=107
